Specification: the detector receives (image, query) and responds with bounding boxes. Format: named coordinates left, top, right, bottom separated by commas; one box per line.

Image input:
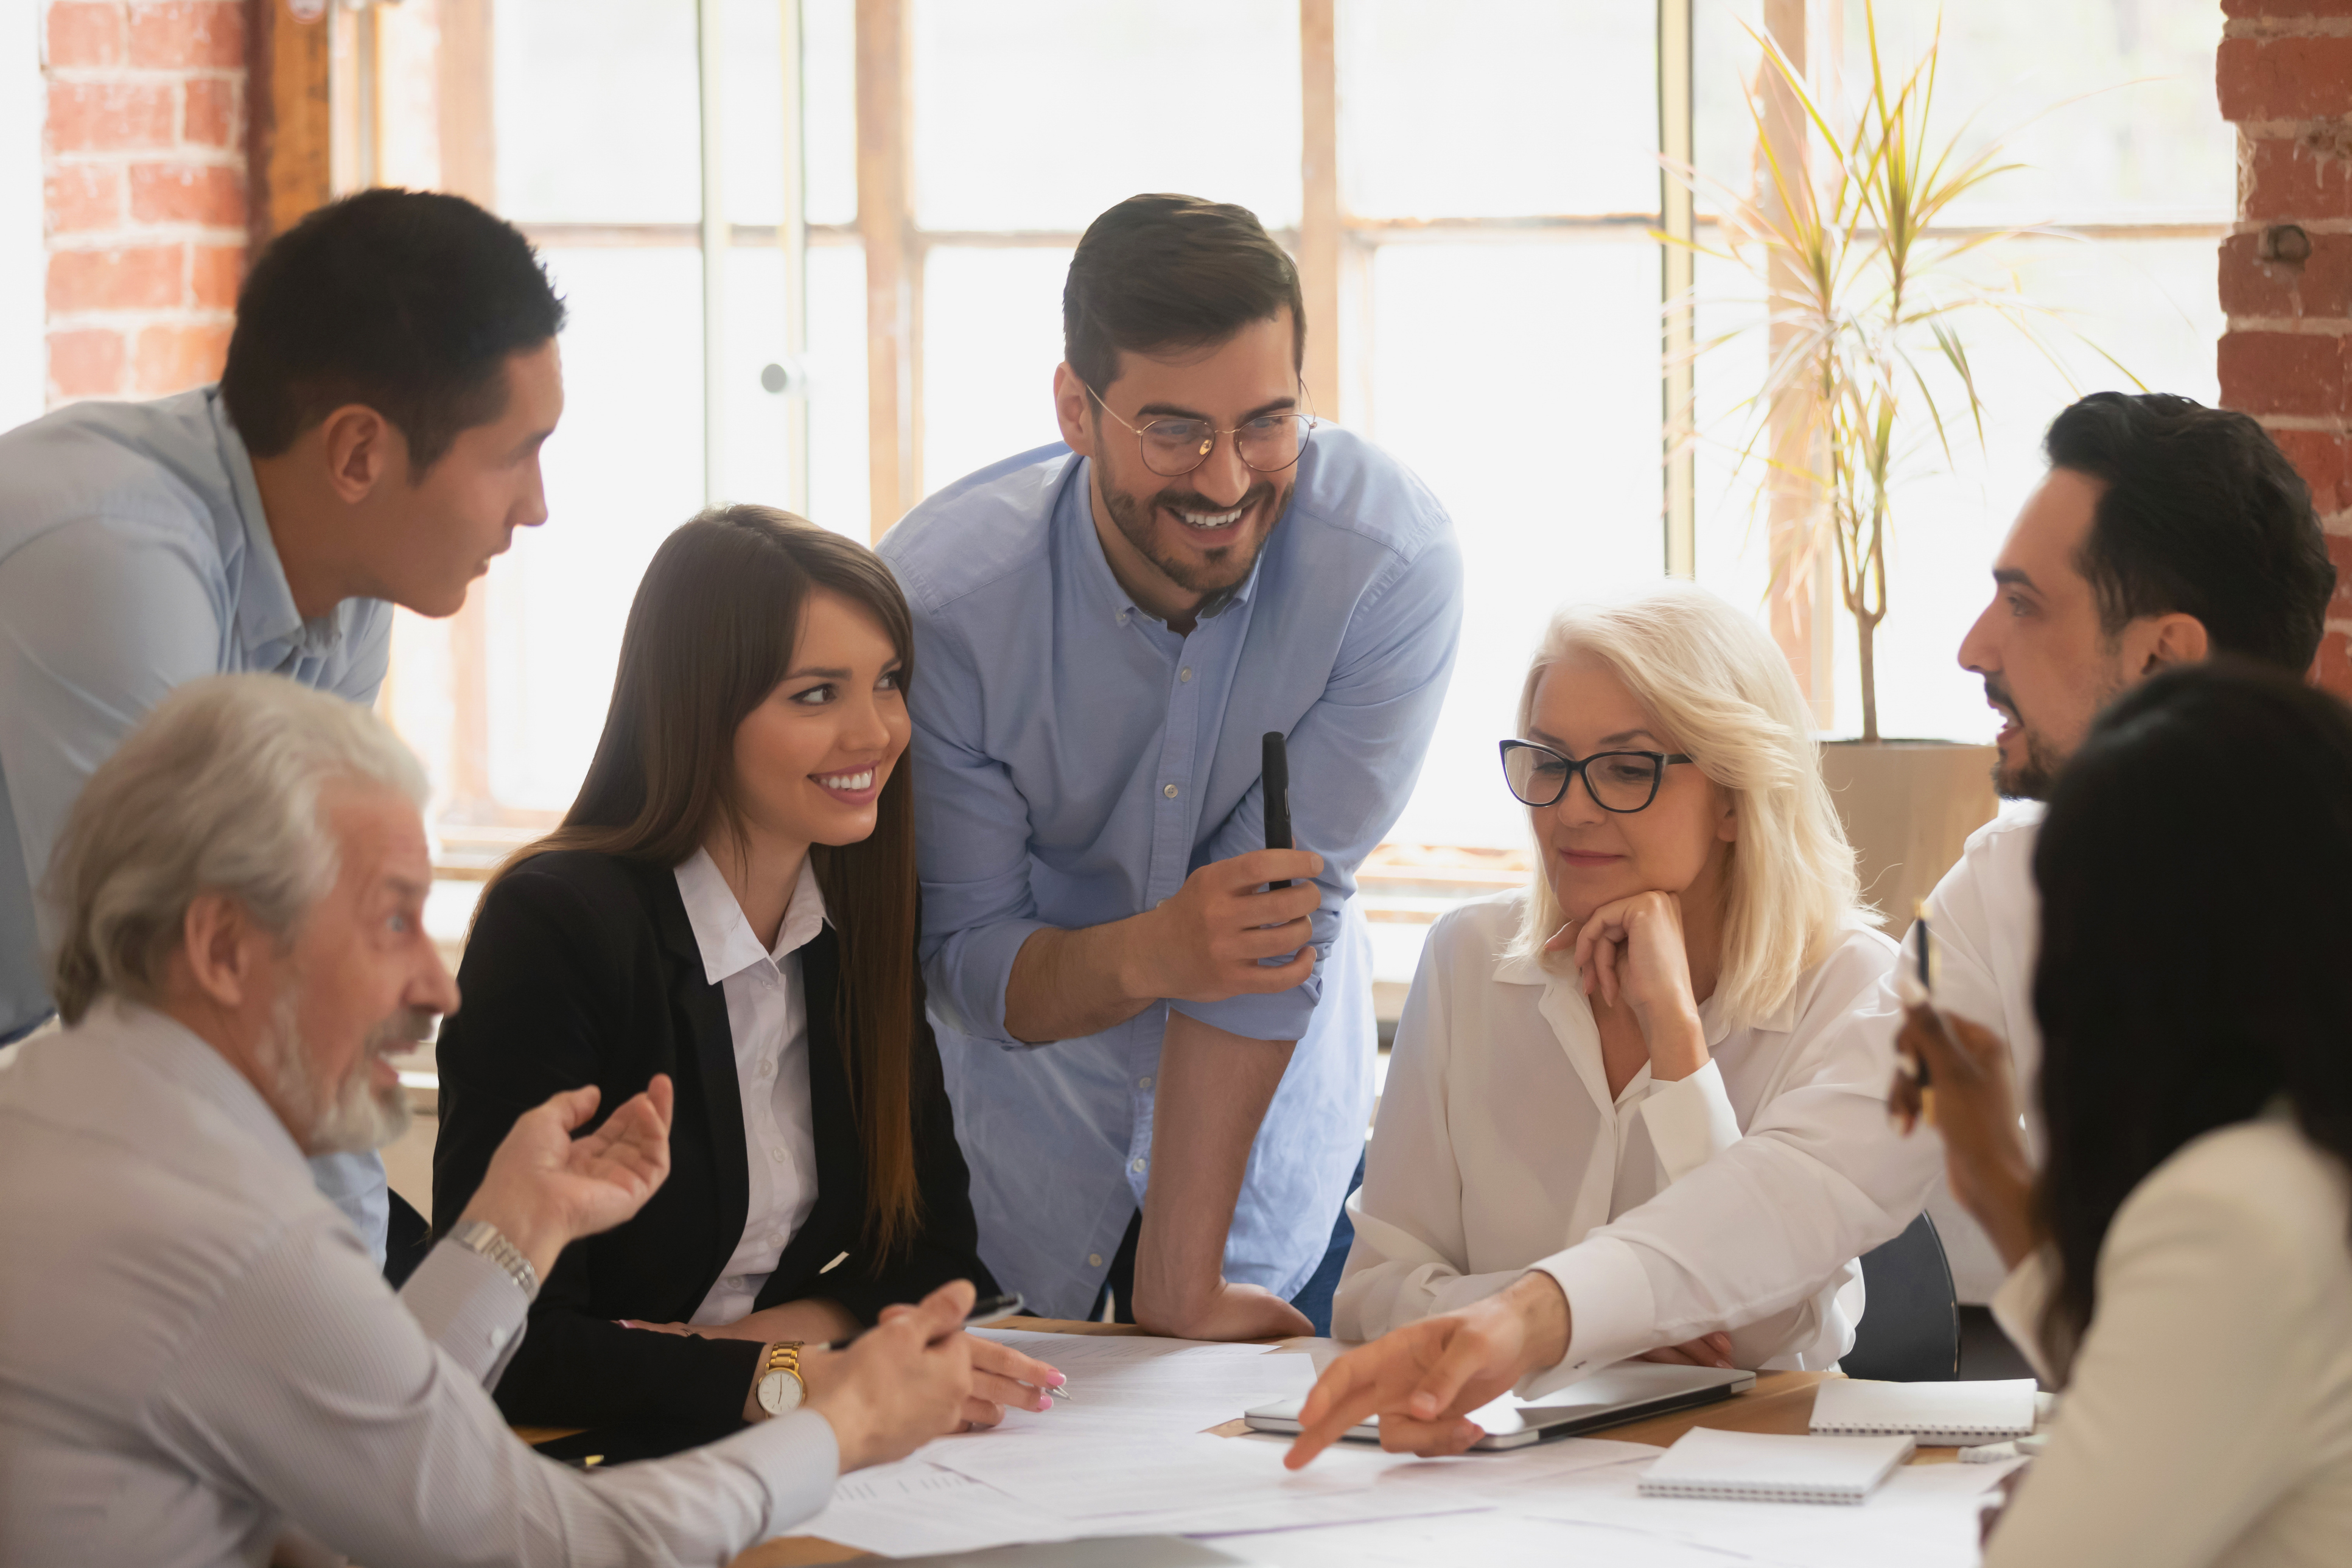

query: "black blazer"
left=431, top=850, right=994, bottom=1441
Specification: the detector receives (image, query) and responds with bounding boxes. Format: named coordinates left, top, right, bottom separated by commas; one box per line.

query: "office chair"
left=1839, top=1211, right=1959, bottom=1381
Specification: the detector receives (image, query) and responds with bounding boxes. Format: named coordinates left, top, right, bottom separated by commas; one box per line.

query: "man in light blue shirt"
left=0, top=190, right=566, bottom=1259
left=880, top=195, right=1461, bottom=1337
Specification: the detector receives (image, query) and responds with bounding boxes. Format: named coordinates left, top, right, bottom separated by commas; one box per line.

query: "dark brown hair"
left=223, top=189, right=564, bottom=471
left=1062, top=194, right=1304, bottom=393
left=503, top=506, right=923, bottom=1256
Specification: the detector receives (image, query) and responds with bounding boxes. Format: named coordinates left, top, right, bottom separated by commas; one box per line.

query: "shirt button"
left=770, top=1145, right=786, bottom=1162
left=1163, top=783, right=1179, bottom=799
left=1131, top=1157, right=1147, bottom=1174
left=1137, top=1075, right=1152, bottom=1089
left=1179, top=667, right=1192, bottom=682
left=1088, top=1253, right=1104, bottom=1268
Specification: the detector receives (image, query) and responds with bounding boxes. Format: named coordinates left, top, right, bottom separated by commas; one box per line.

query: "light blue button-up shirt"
left=878, top=429, right=1462, bottom=1317
left=0, top=387, right=395, bottom=1256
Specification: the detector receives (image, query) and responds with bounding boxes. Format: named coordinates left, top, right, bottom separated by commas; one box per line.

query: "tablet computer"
left=1242, top=1362, right=1754, bottom=1451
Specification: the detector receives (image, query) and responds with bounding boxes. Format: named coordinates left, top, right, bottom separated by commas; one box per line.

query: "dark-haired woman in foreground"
left=1903, top=661, right=2352, bottom=1567
left=434, top=507, right=1061, bottom=1447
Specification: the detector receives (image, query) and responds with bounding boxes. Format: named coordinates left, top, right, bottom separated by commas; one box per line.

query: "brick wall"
left=2218, top=1, right=2352, bottom=691
left=41, top=1, right=249, bottom=405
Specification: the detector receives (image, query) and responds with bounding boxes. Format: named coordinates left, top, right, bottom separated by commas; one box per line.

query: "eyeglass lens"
left=1139, top=414, right=1312, bottom=477
left=1503, top=747, right=1664, bottom=811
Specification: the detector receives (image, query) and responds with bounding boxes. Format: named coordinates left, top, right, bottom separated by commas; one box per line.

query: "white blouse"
left=673, top=849, right=828, bottom=1326
left=1985, top=1111, right=2352, bottom=1568
left=1334, top=891, right=1891, bottom=1371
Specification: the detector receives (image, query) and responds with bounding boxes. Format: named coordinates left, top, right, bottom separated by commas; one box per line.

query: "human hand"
left=807, top=1280, right=976, bottom=1471
left=960, top=1334, right=1068, bottom=1427
left=1133, top=849, right=1325, bottom=1004
left=1133, top=1276, right=1313, bottom=1343
left=1552, top=891, right=1707, bottom=1079
left=457, top=1076, right=674, bottom=1280
left=1636, top=1331, right=1735, bottom=1370
left=1894, top=1004, right=2040, bottom=1269
left=1283, top=1272, right=1570, bottom=1468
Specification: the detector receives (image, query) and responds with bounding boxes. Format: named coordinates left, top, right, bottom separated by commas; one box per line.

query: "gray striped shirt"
left=0, top=1001, right=839, bottom=1566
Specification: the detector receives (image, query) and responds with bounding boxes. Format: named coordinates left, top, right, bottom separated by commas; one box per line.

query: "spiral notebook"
left=1809, top=1378, right=2037, bottom=1444
left=1637, top=1427, right=1914, bottom=1505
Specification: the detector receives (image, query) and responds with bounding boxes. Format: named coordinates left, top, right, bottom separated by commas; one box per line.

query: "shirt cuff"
left=1517, top=1237, right=1657, bottom=1399
left=399, top=1237, right=534, bottom=1388
left=1989, top=1247, right=2059, bottom=1386
left=1637, top=1059, right=1743, bottom=1185
left=729, top=1408, right=844, bottom=1536
left=941, top=917, right=1055, bottom=1048
left=1173, top=984, right=1316, bottom=1043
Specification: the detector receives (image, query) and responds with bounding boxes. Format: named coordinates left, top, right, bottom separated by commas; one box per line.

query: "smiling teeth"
left=1178, top=507, right=1243, bottom=529
left=817, top=770, right=873, bottom=790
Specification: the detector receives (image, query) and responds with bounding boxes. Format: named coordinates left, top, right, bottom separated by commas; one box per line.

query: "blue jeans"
left=1094, top=1151, right=1365, bottom=1334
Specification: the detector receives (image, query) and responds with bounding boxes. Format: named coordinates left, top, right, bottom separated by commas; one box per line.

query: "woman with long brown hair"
left=433, top=506, right=1063, bottom=1447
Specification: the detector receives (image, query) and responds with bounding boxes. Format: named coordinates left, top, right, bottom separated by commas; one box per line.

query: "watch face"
left=758, top=1367, right=803, bottom=1416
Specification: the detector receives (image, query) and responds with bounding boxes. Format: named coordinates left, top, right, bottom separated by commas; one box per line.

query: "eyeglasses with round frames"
left=1498, top=740, right=1695, bottom=814
left=1083, top=382, right=1319, bottom=478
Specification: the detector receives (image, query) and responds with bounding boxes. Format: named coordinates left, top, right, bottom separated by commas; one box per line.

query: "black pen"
left=1263, top=731, right=1293, bottom=888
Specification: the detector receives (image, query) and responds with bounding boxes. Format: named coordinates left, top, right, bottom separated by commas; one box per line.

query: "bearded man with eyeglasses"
left=877, top=194, right=1463, bottom=1340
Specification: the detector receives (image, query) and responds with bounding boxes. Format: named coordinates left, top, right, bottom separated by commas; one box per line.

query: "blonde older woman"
left=1331, top=583, right=1897, bottom=1373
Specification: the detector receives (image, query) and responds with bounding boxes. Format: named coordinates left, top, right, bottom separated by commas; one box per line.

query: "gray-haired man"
left=0, top=675, right=977, bottom=1567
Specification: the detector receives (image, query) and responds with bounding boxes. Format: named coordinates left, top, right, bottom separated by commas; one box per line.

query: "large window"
left=348, top=1, right=2231, bottom=985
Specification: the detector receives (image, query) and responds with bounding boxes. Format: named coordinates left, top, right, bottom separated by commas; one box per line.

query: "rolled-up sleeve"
left=1179, top=531, right=1463, bottom=1043
left=900, top=607, right=1054, bottom=1048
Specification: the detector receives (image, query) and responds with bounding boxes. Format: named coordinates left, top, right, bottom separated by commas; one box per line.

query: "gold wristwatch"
left=755, top=1342, right=807, bottom=1418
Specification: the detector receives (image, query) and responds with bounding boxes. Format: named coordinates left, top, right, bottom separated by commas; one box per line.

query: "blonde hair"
left=1507, top=581, right=1863, bottom=1027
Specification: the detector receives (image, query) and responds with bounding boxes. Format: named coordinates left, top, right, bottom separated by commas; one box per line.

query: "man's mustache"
left=367, top=1009, right=436, bottom=1056
left=1983, top=676, right=2021, bottom=723
left=1154, top=481, right=1279, bottom=516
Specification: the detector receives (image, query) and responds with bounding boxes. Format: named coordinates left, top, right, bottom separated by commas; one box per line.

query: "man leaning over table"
left=1281, top=391, right=2335, bottom=1463
left=0, top=675, right=979, bottom=1568
left=0, top=187, right=565, bottom=1264
left=878, top=194, right=1463, bottom=1340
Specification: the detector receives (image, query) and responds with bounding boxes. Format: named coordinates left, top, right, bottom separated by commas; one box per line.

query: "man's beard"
left=1984, top=670, right=2115, bottom=802
left=254, top=990, right=427, bottom=1155
left=1102, top=475, right=1287, bottom=597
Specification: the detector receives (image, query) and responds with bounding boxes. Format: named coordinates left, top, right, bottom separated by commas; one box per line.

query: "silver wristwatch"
left=450, top=1219, right=539, bottom=1300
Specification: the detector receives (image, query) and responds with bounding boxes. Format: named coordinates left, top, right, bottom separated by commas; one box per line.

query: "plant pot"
left=1819, top=740, right=2000, bottom=930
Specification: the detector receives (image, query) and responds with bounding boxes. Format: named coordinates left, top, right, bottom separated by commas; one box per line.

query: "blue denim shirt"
left=878, top=429, right=1462, bottom=1316
left=0, top=388, right=394, bottom=1256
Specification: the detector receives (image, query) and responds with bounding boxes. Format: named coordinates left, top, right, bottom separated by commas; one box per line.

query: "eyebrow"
left=385, top=874, right=431, bottom=903
left=1132, top=395, right=1299, bottom=423
left=782, top=657, right=902, bottom=682
left=1992, top=567, right=2039, bottom=590
left=1525, top=726, right=1657, bottom=751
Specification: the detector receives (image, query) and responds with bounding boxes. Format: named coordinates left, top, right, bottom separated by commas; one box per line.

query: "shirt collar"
left=672, top=847, right=830, bottom=984
left=208, top=388, right=345, bottom=661
left=1489, top=926, right=1787, bottom=1047
left=1061, top=456, right=1269, bottom=630
left=89, top=998, right=310, bottom=1175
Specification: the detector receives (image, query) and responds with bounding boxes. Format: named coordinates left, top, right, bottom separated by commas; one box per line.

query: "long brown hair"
left=500, top=506, right=924, bottom=1258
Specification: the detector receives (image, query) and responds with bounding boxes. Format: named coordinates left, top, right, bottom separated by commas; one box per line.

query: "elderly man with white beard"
left=0, top=674, right=981, bottom=1568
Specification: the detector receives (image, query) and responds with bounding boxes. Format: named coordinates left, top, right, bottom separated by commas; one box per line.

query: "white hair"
left=1507, top=581, right=1865, bottom=1028
left=43, top=674, right=429, bottom=1024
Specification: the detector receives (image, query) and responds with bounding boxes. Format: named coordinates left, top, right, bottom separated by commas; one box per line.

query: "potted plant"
left=1668, top=5, right=2131, bottom=922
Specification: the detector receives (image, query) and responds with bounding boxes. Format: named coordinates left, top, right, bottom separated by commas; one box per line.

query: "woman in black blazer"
left=433, top=507, right=1062, bottom=1447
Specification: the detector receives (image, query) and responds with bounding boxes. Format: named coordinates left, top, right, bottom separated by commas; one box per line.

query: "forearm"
left=1002, top=917, right=1161, bottom=1043
left=1133, top=1010, right=1296, bottom=1326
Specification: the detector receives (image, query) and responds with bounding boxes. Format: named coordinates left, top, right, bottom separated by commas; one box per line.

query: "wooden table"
left=715, top=1318, right=1962, bottom=1566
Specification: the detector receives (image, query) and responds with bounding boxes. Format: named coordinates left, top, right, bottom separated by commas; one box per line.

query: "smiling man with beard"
left=878, top=194, right=1462, bottom=1339
left=1279, top=394, right=2339, bottom=1463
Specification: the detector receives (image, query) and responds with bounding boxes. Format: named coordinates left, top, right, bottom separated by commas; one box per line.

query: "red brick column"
left=42, top=2, right=250, bottom=405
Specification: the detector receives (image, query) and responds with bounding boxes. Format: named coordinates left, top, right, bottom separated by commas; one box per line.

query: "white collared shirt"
left=1337, top=891, right=1891, bottom=1374
left=673, top=847, right=828, bottom=1326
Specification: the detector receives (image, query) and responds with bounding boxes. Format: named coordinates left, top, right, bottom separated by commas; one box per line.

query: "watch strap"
left=450, top=1219, right=539, bottom=1301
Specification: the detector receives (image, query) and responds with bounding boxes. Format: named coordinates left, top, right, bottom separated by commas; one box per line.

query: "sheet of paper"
left=1512, top=1452, right=2025, bottom=1568
left=796, top=1461, right=1089, bottom=1558
left=1206, top=1508, right=1766, bottom=1568
left=964, top=1343, right=1319, bottom=1440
